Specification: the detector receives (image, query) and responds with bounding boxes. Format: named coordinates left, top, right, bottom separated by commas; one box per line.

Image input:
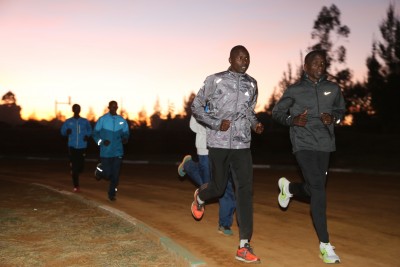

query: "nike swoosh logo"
left=324, top=92, right=331, bottom=95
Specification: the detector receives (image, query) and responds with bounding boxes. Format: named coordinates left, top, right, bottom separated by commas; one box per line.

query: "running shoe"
left=191, top=189, right=204, bottom=220
left=235, top=243, right=261, bottom=263
left=94, top=163, right=103, bottom=181
left=278, top=177, right=293, bottom=208
left=218, top=225, right=233, bottom=236
left=320, top=242, right=341, bottom=264
left=178, top=155, right=192, bottom=177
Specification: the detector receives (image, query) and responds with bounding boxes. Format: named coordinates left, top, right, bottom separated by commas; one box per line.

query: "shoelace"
left=283, top=183, right=293, bottom=197
left=243, top=244, right=254, bottom=254
left=323, top=244, right=336, bottom=256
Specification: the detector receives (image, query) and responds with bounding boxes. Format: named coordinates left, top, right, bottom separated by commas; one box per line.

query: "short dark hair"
left=72, top=104, right=80, bottom=110
left=304, top=50, right=326, bottom=65
left=230, top=45, right=249, bottom=58
left=108, top=100, right=117, bottom=107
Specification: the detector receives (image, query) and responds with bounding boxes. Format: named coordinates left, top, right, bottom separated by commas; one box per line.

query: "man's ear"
left=229, top=57, right=232, bottom=64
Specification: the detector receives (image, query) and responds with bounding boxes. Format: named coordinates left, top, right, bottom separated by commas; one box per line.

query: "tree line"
left=266, top=4, right=400, bottom=133
left=1, top=4, right=399, bottom=133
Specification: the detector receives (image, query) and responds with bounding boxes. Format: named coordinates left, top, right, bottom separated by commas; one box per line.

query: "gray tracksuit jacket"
left=272, top=74, right=345, bottom=153
left=191, top=70, right=260, bottom=149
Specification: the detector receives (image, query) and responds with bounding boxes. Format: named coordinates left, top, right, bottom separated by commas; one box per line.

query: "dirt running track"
left=1, top=158, right=399, bottom=267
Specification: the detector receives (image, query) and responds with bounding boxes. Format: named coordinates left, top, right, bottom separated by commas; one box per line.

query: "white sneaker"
left=320, top=242, right=341, bottom=264
left=278, top=177, right=292, bottom=208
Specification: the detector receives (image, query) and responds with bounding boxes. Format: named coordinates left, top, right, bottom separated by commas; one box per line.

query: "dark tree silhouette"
left=0, top=91, right=23, bottom=125
left=268, top=5, right=352, bottom=115
left=183, top=92, right=196, bottom=119
left=366, top=3, right=400, bottom=132
left=266, top=56, right=303, bottom=113
left=2, top=91, right=17, bottom=105
left=135, top=107, right=149, bottom=130
left=86, top=107, right=97, bottom=122
left=150, top=97, right=162, bottom=129
left=377, top=4, right=400, bottom=76
left=309, top=4, right=351, bottom=89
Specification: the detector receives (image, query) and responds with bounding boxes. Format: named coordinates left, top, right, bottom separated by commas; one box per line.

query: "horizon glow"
left=0, top=0, right=397, bottom=121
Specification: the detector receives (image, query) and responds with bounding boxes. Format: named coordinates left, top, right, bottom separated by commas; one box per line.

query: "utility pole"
left=55, top=96, right=71, bottom=119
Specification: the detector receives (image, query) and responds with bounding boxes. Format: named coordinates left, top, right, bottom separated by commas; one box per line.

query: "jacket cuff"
left=286, top=115, right=293, bottom=126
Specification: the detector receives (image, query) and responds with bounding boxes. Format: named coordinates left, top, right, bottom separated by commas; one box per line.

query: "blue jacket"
left=92, top=113, right=129, bottom=158
left=60, top=117, right=92, bottom=149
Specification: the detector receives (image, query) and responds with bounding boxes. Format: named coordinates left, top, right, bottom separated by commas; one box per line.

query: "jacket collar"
left=227, top=68, right=246, bottom=78
left=303, top=73, right=327, bottom=85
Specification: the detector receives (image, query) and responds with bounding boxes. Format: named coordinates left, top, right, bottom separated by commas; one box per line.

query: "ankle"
left=196, top=195, right=204, bottom=205
left=239, top=239, right=249, bottom=248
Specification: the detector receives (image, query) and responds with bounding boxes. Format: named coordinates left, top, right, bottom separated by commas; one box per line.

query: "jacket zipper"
left=315, top=81, right=333, bottom=139
left=75, top=120, right=79, bottom=147
left=231, top=75, right=240, bottom=149
left=314, top=82, right=320, bottom=114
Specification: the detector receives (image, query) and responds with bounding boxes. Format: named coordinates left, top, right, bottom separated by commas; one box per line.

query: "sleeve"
left=191, top=76, right=221, bottom=131
left=247, top=82, right=260, bottom=130
left=189, top=115, right=198, bottom=133
left=92, top=118, right=103, bottom=146
left=189, top=115, right=206, bottom=134
left=332, top=86, right=346, bottom=124
left=272, top=88, right=294, bottom=126
left=60, top=120, right=68, bottom=136
left=86, top=120, right=93, bottom=137
left=121, top=119, right=130, bottom=140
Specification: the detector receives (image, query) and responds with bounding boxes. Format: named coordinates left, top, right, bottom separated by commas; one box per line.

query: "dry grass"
left=0, top=181, right=176, bottom=267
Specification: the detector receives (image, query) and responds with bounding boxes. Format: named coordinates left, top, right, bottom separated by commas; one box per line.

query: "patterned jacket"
left=191, top=70, right=260, bottom=149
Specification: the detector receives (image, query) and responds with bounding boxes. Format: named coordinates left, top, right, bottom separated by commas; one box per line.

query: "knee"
left=214, top=186, right=226, bottom=197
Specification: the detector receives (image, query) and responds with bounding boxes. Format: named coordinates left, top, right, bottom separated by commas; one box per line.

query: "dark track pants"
left=68, top=147, right=86, bottom=187
left=290, top=150, right=331, bottom=243
left=198, top=148, right=254, bottom=240
left=100, top=157, right=123, bottom=198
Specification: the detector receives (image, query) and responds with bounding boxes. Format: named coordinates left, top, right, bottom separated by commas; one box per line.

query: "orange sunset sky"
left=0, top=0, right=398, bottom=121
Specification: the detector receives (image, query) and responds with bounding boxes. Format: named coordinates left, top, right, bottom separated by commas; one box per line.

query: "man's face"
left=229, top=49, right=250, bottom=74
left=304, top=54, right=326, bottom=82
left=72, top=105, right=80, bottom=116
left=108, top=102, right=118, bottom=115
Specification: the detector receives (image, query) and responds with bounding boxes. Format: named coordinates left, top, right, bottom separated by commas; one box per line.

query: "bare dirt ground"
left=0, top=158, right=399, bottom=267
left=0, top=179, right=175, bottom=267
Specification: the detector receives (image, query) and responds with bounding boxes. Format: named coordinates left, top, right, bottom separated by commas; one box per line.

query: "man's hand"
left=254, top=122, right=264, bottom=134
left=103, top=140, right=110, bottom=146
left=320, top=113, right=334, bottom=125
left=293, top=109, right=308, bottom=127
left=220, top=119, right=231, bottom=131
left=66, top=129, right=72, bottom=135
